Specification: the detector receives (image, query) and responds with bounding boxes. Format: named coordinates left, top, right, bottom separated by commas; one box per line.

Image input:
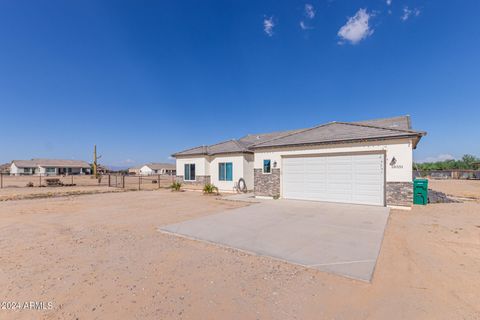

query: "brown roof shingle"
left=173, top=115, right=426, bottom=156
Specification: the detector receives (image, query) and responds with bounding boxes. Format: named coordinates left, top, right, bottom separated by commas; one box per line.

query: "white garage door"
left=283, top=153, right=385, bottom=206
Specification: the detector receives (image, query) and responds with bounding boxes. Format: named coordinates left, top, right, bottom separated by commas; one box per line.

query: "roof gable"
left=353, top=115, right=412, bottom=130
left=250, top=122, right=424, bottom=149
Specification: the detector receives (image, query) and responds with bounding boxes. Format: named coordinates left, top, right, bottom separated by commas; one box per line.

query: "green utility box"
left=413, top=179, right=429, bottom=205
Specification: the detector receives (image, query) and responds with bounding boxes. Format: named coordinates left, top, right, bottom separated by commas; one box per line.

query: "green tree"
left=414, top=154, right=480, bottom=171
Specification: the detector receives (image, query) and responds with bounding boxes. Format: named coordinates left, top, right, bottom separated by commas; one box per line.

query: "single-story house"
left=128, top=165, right=142, bottom=175
left=135, top=163, right=176, bottom=176
left=0, top=163, right=10, bottom=174
left=172, top=116, right=426, bottom=208
left=10, top=159, right=91, bottom=176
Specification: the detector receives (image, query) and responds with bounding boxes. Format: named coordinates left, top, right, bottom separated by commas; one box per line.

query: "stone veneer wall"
left=254, top=168, right=280, bottom=197
left=253, top=169, right=413, bottom=206
left=386, top=182, right=413, bottom=207
left=176, top=175, right=211, bottom=186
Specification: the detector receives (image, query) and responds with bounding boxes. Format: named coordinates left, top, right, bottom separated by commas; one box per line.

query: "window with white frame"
left=263, top=159, right=271, bottom=174
left=184, top=164, right=196, bottom=181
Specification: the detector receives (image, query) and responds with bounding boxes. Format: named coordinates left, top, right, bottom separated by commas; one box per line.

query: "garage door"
left=282, top=153, right=385, bottom=206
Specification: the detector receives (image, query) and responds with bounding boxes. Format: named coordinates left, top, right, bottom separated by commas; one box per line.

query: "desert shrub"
left=26, top=182, right=34, bottom=187
left=203, top=183, right=219, bottom=195
left=170, top=181, right=182, bottom=191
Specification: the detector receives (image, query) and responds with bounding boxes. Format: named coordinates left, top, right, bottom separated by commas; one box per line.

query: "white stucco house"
left=172, top=116, right=426, bottom=208
left=134, top=163, right=176, bottom=176
left=10, top=159, right=91, bottom=176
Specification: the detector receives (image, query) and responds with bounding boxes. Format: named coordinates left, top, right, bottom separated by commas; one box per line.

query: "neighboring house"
left=0, top=163, right=10, bottom=174
left=128, top=165, right=142, bottom=175
left=96, top=165, right=110, bottom=174
left=172, top=116, right=426, bottom=208
left=10, top=159, right=91, bottom=176
left=138, top=163, right=176, bottom=176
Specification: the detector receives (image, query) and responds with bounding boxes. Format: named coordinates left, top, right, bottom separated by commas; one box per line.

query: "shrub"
left=26, top=182, right=34, bottom=187
left=170, top=181, right=182, bottom=191
left=203, top=183, right=219, bottom=195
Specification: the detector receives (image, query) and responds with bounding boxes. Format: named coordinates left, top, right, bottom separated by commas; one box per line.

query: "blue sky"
left=0, top=0, right=479, bottom=167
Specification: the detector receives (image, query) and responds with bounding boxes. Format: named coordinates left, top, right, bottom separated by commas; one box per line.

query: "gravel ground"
left=0, top=185, right=479, bottom=319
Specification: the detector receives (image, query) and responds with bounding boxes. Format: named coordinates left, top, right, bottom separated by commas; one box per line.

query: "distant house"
left=10, top=159, right=91, bottom=176
left=128, top=165, right=142, bottom=175
left=135, top=163, right=176, bottom=176
left=0, top=163, right=10, bottom=174
left=96, top=164, right=110, bottom=175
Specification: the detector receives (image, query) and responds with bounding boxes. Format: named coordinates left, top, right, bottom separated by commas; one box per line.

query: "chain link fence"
left=0, top=173, right=177, bottom=190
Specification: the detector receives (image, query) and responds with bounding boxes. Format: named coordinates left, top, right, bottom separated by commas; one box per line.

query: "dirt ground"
left=0, top=184, right=479, bottom=319
left=428, top=179, right=480, bottom=199
left=0, top=186, right=124, bottom=201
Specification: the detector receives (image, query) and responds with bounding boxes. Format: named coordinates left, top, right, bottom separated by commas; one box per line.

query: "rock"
left=428, top=189, right=460, bottom=204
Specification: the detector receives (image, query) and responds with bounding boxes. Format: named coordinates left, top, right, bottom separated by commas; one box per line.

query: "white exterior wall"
left=243, top=154, right=255, bottom=191
left=176, top=156, right=210, bottom=178
left=10, top=163, right=20, bottom=175
left=175, top=154, right=254, bottom=191
left=210, top=155, right=249, bottom=191
left=36, top=167, right=58, bottom=176
left=254, top=139, right=413, bottom=182
left=139, top=166, right=154, bottom=175
left=38, top=167, right=84, bottom=175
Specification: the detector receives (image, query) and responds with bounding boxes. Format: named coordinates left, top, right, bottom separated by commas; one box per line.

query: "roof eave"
left=172, top=150, right=253, bottom=158
left=250, top=134, right=425, bottom=150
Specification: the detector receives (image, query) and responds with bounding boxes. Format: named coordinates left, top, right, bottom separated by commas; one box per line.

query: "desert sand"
left=0, top=184, right=479, bottom=319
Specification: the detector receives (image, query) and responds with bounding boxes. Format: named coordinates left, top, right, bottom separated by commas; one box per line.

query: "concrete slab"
left=159, top=200, right=390, bottom=282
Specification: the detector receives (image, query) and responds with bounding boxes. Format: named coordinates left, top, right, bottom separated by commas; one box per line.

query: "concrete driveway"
left=159, top=200, right=390, bottom=282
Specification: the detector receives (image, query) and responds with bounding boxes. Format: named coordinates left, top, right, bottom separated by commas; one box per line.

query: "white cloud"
left=386, top=0, right=392, bottom=5
left=263, top=16, right=275, bottom=37
left=300, top=21, right=313, bottom=30
left=304, top=4, right=315, bottom=19
left=402, top=6, right=421, bottom=21
left=337, top=8, right=374, bottom=45
left=300, top=4, right=315, bottom=31
left=416, top=154, right=456, bottom=163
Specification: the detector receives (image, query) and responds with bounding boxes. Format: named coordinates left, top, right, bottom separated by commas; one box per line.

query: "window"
left=263, top=159, right=271, bottom=174
left=46, top=168, right=56, bottom=173
left=184, top=164, right=196, bottom=181
left=219, top=162, right=233, bottom=181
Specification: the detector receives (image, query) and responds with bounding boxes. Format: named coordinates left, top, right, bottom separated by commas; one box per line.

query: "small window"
left=184, top=164, right=196, bottom=181
left=219, top=162, right=233, bottom=181
left=46, top=168, right=56, bottom=174
left=263, top=160, right=271, bottom=174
